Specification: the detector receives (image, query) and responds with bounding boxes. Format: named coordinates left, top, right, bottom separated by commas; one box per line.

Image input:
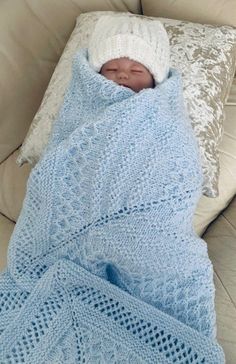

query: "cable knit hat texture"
left=88, top=15, right=170, bottom=84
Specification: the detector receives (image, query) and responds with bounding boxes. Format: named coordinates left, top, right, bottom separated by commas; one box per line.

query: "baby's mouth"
left=119, top=83, right=131, bottom=89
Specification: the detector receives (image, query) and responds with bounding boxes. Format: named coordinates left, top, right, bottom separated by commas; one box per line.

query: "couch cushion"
left=0, top=0, right=141, bottom=163
left=0, top=213, right=15, bottom=272
left=213, top=272, right=236, bottom=364
left=203, top=196, right=236, bottom=363
left=141, top=0, right=236, bottom=27
left=204, top=196, right=236, bottom=305
left=0, top=149, right=31, bottom=222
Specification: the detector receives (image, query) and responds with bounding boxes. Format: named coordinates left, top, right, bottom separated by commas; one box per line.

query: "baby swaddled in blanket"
left=0, top=15, right=225, bottom=363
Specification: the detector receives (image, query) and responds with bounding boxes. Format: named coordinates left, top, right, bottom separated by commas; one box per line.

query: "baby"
left=88, top=15, right=170, bottom=93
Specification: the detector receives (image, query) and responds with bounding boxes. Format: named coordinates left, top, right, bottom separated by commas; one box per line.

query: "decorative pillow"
left=17, top=11, right=236, bottom=197
left=193, top=97, right=236, bottom=235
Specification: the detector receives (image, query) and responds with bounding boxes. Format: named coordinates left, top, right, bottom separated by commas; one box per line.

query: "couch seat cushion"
left=0, top=213, right=14, bottom=271
left=204, top=196, right=236, bottom=364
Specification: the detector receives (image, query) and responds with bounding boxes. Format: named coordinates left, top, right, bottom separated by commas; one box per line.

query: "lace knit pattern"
left=0, top=49, right=224, bottom=363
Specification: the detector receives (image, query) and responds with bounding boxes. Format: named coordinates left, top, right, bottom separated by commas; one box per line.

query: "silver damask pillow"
left=17, top=11, right=236, bottom=197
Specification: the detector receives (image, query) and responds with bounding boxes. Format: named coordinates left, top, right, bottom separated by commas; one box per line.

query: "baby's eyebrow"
left=131, top=62, right=143, bottom=68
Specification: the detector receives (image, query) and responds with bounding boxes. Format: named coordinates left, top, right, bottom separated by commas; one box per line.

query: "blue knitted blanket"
left=0, top=49, right=224, bottom=363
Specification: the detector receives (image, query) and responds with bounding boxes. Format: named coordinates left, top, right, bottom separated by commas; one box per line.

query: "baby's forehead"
left=104, top=57, right=144, bottom=68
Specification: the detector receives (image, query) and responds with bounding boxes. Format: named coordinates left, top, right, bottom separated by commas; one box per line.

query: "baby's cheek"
left=101, top=71, right=113, bottom=81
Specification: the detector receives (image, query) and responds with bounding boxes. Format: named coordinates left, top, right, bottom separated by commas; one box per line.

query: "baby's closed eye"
left=106, top=68, right=117, bottom=72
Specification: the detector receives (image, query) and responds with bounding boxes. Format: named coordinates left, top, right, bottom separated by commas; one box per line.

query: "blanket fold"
left=0, top=48, right=224, bottom=363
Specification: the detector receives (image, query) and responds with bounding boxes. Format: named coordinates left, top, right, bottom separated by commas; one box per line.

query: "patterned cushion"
left=17, top=11, right=236, bottom=197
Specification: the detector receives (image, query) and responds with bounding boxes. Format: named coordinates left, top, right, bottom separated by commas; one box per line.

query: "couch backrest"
left=142, top=0, right=236, bottom=27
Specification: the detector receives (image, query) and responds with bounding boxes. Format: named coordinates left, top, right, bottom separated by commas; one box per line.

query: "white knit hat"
left=88, top=15, right=170, bottom=84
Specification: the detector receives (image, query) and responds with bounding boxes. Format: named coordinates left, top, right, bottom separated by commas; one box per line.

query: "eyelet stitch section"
left=70, top=284, right=206, bottom=364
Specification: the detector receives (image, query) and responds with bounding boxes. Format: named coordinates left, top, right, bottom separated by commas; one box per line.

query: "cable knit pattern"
left=0, top=49, right=224, bottom=363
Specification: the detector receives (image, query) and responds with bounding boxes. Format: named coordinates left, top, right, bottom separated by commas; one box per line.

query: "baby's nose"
left=117, top=71, right=129, bottom=79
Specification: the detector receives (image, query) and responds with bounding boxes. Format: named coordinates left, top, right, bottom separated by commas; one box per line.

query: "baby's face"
left=100, top=57, right=154, bottom=93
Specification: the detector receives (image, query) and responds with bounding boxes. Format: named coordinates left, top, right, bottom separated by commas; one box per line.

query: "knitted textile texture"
left=88, top=15, right=170, bottom=84
left=0, top=49, right=224, bottom=363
